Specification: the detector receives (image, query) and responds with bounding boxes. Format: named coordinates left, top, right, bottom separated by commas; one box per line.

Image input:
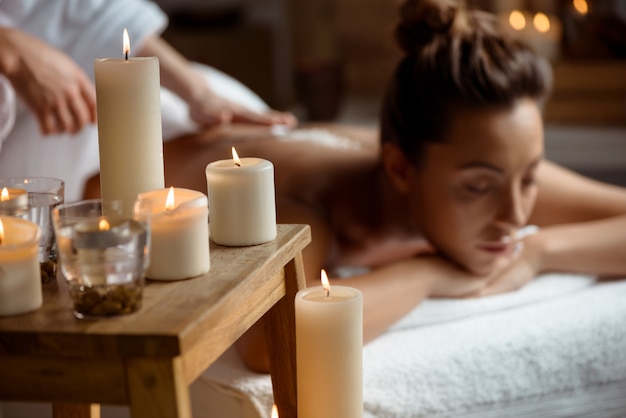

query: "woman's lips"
left=477, top=241, right=511, bottom=254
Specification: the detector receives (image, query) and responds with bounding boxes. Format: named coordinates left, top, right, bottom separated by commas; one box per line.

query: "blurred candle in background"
left=0, top=217, right=42, bottom=316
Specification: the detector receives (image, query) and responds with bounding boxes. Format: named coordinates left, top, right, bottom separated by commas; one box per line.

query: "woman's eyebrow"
left=457, top=161, right=503, bottom=173
left=458, top=155, right=544, bottom=173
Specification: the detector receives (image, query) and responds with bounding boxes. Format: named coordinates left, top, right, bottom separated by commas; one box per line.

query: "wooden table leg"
left=264, top=252, right=307, bottom=418
left=125, top=356, right=192, bottom=418
left=52, top=403, right=100, bottom=418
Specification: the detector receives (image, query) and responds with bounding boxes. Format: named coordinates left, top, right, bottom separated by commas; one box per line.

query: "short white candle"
left=295, top=271, right=363, bottom=418
left=94, top=29, right=164, bottom=212
left=205, top=147, right=276, bottom=246
left=137, top=187, right=210, bottom=280
left=0, top=216, right=42, bottom=316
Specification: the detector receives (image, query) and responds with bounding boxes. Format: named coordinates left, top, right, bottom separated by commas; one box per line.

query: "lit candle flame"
left=509, top=10, right=526, bottom=30
left=271, top=404, right=279, bottom=418
left=98, top=218, right=110, bottom=231
left=321, top=269, right=330, bottom=297
left=165, top=186, right=176, bottom=211
left=0, top=217, right=4, bottom=245
left=0, top=187, right=8, bottom=202
left=232, top=147, right=242, bottom=167
left=573, top=0, right=588, bottom=15
left=533, top=12, right=551, bottom=33
left=123, top=28, right=130, bottom=60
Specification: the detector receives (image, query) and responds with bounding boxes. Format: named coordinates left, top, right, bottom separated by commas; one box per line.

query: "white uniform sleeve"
left=0, top=75, right=16, bottom=152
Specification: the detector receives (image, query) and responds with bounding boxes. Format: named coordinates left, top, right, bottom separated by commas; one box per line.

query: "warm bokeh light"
left=98, top=218, right=111, bottom=231
left=123, top=28, right=130, bottom=57
left=271, top=404, right=279, bottom=418
left=509, top=10, right=526, bottom=30
left=533, top=12, right=551, bottom=33
left=165, top=186, right=176, bottom=210
left=573, top=0, right=589, bottom=15
left=232, top=146, right=242, bottom=167
left=0, top=187, right=8, bottom=202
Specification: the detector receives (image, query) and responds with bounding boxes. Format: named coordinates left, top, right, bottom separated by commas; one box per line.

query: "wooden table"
left=0, top=224, right=311, bottom=418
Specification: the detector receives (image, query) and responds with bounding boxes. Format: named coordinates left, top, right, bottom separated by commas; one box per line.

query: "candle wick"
left=235, top=162, right=241, bottom=167
left=324, top=288, right=330, bottom=298
left=125, top=51, right=128, bottom=61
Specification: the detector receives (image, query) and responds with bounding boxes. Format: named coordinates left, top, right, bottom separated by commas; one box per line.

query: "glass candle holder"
left=52, top=199, right=149, bottom=319
left=0, top=177, right=64, bottom=283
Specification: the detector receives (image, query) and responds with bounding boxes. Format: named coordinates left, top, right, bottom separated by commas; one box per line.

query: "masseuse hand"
left=0, top=28, right=96, bottom=135
left=187, top=83, right=297, bottom=129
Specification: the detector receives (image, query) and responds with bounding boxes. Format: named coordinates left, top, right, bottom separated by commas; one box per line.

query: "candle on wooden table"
left=205, top=147, right=276, bottom=246
left=0, top=187, right=28, bottom=216
left=94, top=28, right=164, bottom=212
left=0, top=217, right=42, bottom=316
left=295, top=270, right=363, bottom=418
left=136, top=187, right=210, bottom=280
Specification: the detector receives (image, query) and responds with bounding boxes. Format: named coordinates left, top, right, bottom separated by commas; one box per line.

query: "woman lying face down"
left=140, top=0, right=626, bottom=371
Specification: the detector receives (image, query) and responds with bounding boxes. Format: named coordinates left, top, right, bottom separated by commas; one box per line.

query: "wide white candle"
left=0, top=216, right=42, bottom=316
left=137, top=187, right=210, bottom=280
left=205, top=148, right=276, bottom=246
left=94, top=29, right=164, bottom=212
left=295, top=272, right=363, bottom=418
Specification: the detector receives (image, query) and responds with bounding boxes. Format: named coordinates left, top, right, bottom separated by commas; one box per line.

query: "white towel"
left=192, top=275, right=626, bottom=418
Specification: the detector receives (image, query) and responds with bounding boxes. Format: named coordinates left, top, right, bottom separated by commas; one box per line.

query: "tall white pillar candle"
left=0, top=217, right=42, bottom=316
left=136, top=187, right=210, bottom=280
left=295, top=273, right=363, bottom=418
left=205, top=148, right=276, bottom=246
left=94, top=30, right=164, bottom=212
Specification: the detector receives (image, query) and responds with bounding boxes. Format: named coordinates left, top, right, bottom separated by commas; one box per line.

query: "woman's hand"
left=463, top=233, right=544, bottom=297
left=0, top=28, right=96, bottom=135
left=428, top=232, right=544, bottom=298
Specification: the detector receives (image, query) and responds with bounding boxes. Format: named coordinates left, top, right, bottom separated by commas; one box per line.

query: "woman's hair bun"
left=396, top=0, right=465, bottom=54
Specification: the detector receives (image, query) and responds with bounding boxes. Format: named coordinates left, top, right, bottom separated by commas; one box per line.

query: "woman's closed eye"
left=464, top=179, right=493, bottom=194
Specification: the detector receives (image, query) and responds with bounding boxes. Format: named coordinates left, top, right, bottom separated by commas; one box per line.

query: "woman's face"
left=408, top=99, right=544, bottom=275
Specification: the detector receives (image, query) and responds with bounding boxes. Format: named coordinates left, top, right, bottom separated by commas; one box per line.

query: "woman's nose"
left=496, top=186, right=526, bottom=229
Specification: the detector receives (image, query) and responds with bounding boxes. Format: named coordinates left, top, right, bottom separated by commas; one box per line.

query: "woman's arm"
left=236, top=196, right=491, bottom=373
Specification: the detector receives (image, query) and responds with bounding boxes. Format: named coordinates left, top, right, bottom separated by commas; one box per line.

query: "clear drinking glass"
left=52, top=199, right=150, bottom=319
left=0, top=177, right=64, bottom=283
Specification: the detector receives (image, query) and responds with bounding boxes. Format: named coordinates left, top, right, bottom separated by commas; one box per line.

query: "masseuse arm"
left=136, top=35, right=296, bottom=128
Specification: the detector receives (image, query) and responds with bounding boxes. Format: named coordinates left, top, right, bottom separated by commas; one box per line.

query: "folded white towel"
left=191, top=275, right=626, bottom=418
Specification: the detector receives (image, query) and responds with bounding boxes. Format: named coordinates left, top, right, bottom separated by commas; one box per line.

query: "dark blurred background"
left=154, top=0, right=626, bottom=184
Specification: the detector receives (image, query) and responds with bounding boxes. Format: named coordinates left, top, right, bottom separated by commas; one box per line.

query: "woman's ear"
left=381, top=142, right=412, bottom=193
